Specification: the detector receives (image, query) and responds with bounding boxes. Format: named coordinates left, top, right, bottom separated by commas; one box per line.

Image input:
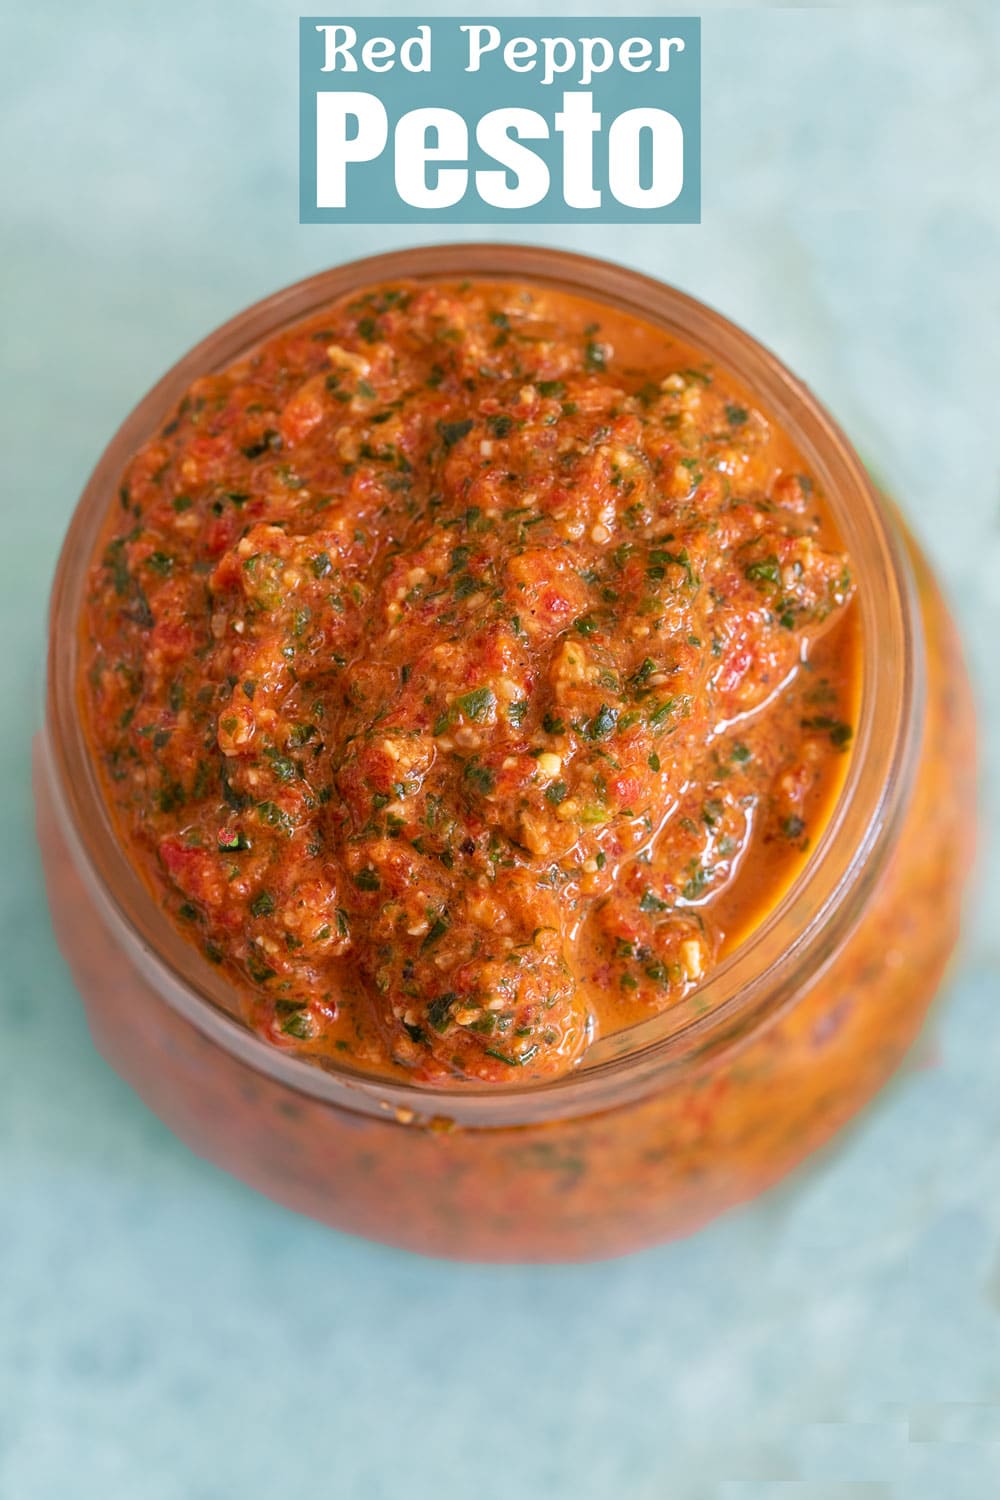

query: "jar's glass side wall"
left=36, top=534, right=974, bottom=1262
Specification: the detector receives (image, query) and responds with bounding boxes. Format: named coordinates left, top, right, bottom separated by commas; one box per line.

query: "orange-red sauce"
left=81, top=280, right=857, bottom=1085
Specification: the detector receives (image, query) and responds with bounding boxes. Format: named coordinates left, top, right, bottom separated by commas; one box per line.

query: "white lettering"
left=361, top=37, right=395, bottom=73
left=658, top=37, right=685, bottom=71
left=315, top=92, right=388, bottom=208
left=395, top=107, right=468, bottom=209
left=578, top=37, right=614, bottom=87
left=504, top=37, right=537, bottom=73
left=461, top=24, right=502, bottom=72
left=310, top=30, right=693, bottom=214
left=619, top=38, right=653, bottom=73
left=316, top=24, right=432, bottom=75
left=608, top=109, right=683, bottom=209
left=316, top=25, right=358, bottom=73
left=476, top=109, right=549, bottom=209
left=554, top=93, right=601, bottom=210
left=458, top=30, right=687, bottom=83
left=400, top=25, right=431, bottom=73
left=540, top=36, right=575, bottom=88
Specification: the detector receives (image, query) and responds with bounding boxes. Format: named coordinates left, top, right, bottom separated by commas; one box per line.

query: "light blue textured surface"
left=2, top=4, right=998, bottom=1496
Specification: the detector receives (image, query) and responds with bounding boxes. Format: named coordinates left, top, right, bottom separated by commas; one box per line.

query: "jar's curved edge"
left=43, top=242, right=924, bottom=1128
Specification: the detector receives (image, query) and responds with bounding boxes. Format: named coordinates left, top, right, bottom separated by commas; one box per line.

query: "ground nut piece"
left=278, top=373, right=330, bottom=447
left=550, top=638, right=590, bottom=688
left=326, top=343, right=370, bottom=375
left=680, top=938, right=706, bottom=981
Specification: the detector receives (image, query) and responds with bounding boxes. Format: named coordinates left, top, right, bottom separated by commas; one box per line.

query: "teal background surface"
left=2, top=2, right=998, bottom=1496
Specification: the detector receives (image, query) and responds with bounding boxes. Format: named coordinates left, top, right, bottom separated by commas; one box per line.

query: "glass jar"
left=37, top=245, right=976, bottom=1262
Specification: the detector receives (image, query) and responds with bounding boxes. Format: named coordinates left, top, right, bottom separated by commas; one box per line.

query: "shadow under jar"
left=38, top=245, right=976, bottom=1262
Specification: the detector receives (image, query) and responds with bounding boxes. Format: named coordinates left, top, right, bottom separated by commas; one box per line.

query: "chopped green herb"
left=585, top=339, right=607, bottom=372
left=241, top=429, right=281, bottom=460
left=586, top=703, right=618, bottom=741
left=485, top=1045, right=539, bottom=1067
left=464, top=761, right=496, bottom=796
left=802, top=716, right=853, bottom=750
left=281, top=1011, right=314, bottom=1040
left=421, top=911, right=450, bottom=952
left=456, top=686, right=495, bottom=722
left=438, top=418, right=474, bottom=449
left=427, top=993, right=456, bottom=1032
left=245, top=946, right=277, bottom=983
left=745, top=556, right=782, bottom=586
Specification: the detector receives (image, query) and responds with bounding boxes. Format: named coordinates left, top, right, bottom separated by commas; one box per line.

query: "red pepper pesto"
left=81, top=280, right=858, bottom=1086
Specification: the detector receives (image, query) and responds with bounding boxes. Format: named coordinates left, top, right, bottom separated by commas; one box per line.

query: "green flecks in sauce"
left=81, top=278, right=858, bottom=1087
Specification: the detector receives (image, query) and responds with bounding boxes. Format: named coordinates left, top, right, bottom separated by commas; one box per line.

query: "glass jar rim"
left=45, top=243, right=923, bottom=1128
